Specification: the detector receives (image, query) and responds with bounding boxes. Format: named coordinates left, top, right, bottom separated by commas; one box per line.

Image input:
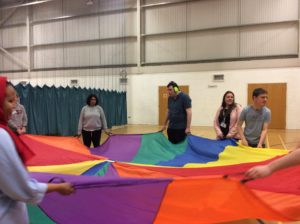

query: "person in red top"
left=0, top=76, right=74, bottom=224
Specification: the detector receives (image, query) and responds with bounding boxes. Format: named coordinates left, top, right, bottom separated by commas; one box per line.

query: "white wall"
left=6, top=60, right=300, bottom=129
left=127, top=66, right=300, bottom=129
left=7, top=68, right=126, bottom=91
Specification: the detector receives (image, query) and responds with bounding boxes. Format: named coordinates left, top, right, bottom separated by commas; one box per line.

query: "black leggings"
left=82, top=129, right=102, bottom=148
left=167, top=128, right=187, bottom=144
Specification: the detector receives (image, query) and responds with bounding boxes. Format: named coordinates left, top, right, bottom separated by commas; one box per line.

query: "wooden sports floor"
left=99, top=125, right=300, bottom=224
left=105, top=125, right=300, bottom=151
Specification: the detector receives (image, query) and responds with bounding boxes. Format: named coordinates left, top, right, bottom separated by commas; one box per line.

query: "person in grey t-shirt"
left=237, top=88, right=271, bottom=148
left=78, top=94, right=110, bottom=148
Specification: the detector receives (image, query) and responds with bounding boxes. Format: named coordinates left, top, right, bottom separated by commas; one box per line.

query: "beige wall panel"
left=144, top=4, right=186, bottom=34
left=187, top=29, right=239, bottom=60
left=241, top=0, right=298, bottom=24
left=187, top=0, right=239, bottom=30
left=99, top=11, right=137, bottom=38
left=240, top=23, right=298, bottom=57
left=34, top=47, right=64, bottom=68
left=64, top=17, right=99, bottom=42
left=33, top=21, right=63, bottom=45
left=144, top=34, right=186, bottom=63
left=2, top=26, right=26, bottom=48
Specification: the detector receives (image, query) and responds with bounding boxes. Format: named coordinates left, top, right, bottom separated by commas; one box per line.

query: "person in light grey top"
left=8, top=94, right=27, bottom=135
left=238, top=88, right=271, bottom=148
left=78, top=94, right=110, bottom=148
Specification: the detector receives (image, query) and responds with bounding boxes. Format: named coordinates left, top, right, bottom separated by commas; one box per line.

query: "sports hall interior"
left=1, top=0, right=300, bottom=223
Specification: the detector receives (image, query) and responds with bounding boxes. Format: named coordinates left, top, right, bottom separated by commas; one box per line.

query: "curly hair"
left=86, top=94, right=98, bottom=106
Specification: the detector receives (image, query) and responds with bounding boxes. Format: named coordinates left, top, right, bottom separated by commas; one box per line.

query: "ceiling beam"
left=0, top=46, right=29, bottom=69
left=0, top=0, right=58, bottom=10
left=0, top=7, right=18, bottom=27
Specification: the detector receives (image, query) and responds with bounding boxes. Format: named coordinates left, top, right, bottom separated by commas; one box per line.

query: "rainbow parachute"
left=23, top=132, right=300, bottom=223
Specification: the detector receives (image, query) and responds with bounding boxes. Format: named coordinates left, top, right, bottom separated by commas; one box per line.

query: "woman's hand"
left=217, top=133, right=224, bottom=139
left=56, top=183, right=75, bottom=195
left=105, top=130, right=112, bottom=136
left=47, top=183, right=75, bottom=195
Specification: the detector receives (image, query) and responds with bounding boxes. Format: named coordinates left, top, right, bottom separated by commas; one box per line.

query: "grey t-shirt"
left=168, top=92, right=192, bottom=129
left=77, top=105, right=108, bottom=134
left=239, top=106, right=271, bottom=145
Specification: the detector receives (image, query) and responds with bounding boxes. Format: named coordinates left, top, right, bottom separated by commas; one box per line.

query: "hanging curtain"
left=15, top=84, right=127, bottom=136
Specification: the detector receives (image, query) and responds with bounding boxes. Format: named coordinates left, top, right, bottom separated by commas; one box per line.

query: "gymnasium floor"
left=106, top=125, right=300, bottom=151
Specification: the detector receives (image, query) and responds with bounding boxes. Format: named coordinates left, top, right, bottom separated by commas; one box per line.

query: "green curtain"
left=14, top=84, right=127, bottom=136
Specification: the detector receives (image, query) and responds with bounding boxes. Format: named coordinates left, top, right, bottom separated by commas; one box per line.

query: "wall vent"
left=120, top=78, right=128, bottom=84
left=120, top=69, right=127, bottom=85
left=70, top=79, right=78, bottom=87
left=213, top=74, right=224, bottom=82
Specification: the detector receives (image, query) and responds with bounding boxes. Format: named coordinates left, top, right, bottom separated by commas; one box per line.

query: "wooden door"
left=159, top=85, right=189, bottom=125
left=248, top=83, right=286, bottom=129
